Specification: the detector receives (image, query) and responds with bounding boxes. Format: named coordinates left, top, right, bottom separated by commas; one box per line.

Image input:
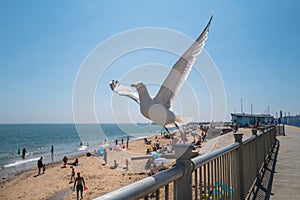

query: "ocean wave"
left=77, top=145, right=88, bottom=151
left=4, top=157, right=39, bottom=168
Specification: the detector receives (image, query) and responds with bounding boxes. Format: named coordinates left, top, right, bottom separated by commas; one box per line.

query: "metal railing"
left=95, top=125, right=278, bottom=200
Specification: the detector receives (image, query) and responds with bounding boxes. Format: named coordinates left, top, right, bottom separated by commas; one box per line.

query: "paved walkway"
left=271, top=126, right=300, bottom=200
left=46, top=188, right=71, bottom=200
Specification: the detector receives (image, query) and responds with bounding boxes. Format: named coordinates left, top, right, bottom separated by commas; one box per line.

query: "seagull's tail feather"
left=175, top=115, right=193, bottom=125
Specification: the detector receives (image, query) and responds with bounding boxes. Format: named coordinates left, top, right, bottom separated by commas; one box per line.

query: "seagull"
left=110, top=16, right=213, bottom=134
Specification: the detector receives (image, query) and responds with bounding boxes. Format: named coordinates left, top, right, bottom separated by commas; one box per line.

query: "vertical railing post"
left=252, top=128, right=260, bottom=185
left=174, top=144, right=193, bottom=200
left=234, top=133, right=245, bottom=200
left=272, top=126, right=276, bottom=145
left=270, top=126, right=274, bottom=149
left=273, top=125, right=276, bottom=142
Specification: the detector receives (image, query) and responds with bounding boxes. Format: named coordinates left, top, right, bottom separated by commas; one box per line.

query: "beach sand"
left=0, top=128, right=252, bottom=200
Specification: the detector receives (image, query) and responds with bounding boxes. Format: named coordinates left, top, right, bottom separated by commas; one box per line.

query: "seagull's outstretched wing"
left=154, top=16, right=213, bottom=109
left=109, top=80, right=140, bottom=104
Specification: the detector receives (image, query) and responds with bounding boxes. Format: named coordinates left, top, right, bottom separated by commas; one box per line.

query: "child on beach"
left=63, top=156, right=68, bottom=167
left=37, top=157, right=45, bottom=175
left=70, top=168, right=75, bottom=183
left=110, top=160, right=118, bottom=169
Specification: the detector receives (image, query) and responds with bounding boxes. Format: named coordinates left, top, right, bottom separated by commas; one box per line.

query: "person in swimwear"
left=70, top=158, right=79, bottom=166
left=62, top=156, right=68, bottom=167
left=37, top=156, right=45, bottom=175
left=73, top=172, right=86, bottom=200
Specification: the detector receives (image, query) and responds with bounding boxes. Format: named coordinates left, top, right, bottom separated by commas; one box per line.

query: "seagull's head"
left=131, top=82, right=147, bottom=94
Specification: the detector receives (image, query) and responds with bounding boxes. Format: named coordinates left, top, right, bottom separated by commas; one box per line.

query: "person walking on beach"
left=51, top=145, right=54, bottom=157
left=124, top=159, right=129, bottom=170
left=103, top=149, right=107, bottom=165
left=37, top=156, right=45, bottom=175
left=22, top=147, right=26, bottom=159
left=126, top=136, right=129, bottom=149
left=73, top=172, right=86, bottom=200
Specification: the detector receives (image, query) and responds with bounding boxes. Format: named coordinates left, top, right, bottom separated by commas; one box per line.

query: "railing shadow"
left=249, top=138, right=280, bottom=200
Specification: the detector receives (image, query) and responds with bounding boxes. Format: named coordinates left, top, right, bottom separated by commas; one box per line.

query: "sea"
left=0, top=123, right=163, bottom=180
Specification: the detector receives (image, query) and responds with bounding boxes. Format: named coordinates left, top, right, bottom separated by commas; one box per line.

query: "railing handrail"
left=95, top=125, right=279, bottom=200
left=242, top=135, right=256, bottom=144
left=191, top=142, right=239, bottom=170
left=94, top=165, right=183, bottom=200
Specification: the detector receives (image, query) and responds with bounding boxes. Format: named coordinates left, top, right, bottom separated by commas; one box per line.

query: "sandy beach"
left=0, top=128, right=252, bottom=200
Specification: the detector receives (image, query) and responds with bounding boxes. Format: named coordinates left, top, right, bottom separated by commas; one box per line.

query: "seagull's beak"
left=131, top=83, right=138, bottom=88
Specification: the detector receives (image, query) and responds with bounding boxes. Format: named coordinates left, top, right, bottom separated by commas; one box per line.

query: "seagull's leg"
left=174, top=123, right=186, bottom=144
left=174, top=123, right=180, bottom=132
left=164, top=126, right=171, bottom=135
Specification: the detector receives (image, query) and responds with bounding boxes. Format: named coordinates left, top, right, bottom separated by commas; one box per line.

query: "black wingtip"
left=207, top=14, right=213, bottom=29
left=210, top=14, right=214, bottom=22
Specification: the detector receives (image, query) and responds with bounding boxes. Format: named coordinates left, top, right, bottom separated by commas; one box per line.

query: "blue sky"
left=0, top=1, right=299, bottom=123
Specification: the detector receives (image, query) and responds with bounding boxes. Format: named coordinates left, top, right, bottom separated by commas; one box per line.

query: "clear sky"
left=0, top=1, right=299, bottom=123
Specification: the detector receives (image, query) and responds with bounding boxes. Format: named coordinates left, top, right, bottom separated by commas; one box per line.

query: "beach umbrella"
left=98, top=147, right=105, bottom=156
left=154, top=158, right=168, bottom=165
left=151, top=151, right=161, bottom=159
left=114, top=145, right=123, bottom=151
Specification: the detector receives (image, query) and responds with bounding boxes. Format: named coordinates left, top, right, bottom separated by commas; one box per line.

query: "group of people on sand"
left=192, top=131, right=207, bottom=148
left=114, top=136, right=130, bottom=149
left=143, top=129, right=210, bottom=176
left=99, top=146, right=130, bottom=171
left=61, top=156, right=87, bottom=200
left=146, top=139, right=164, bottom=154
left=107, top=158, right=129, bottom=170
left=62, top=156, right=79, bottom=168
left=144, top=158, right=167, bottom=175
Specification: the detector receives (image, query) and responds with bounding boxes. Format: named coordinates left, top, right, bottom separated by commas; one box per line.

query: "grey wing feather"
left=154, top=15, right=213, bottom=109
left=109, top=80, right=140, bottom=104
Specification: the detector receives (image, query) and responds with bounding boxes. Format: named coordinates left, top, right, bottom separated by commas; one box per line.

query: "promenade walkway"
left=271, top=125, right=300, bottom=199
